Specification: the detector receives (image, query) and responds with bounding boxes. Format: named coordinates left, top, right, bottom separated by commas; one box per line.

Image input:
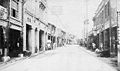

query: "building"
left=23, top=0, right=47, bottom=53
left=47, top=23, right=56, bottom=50
left=0, top=0, right=23, bottom=59
left=0, top=0, right=48, bottom=61
left=93, top=0, right=117, bottom=57
left=55, top=28, right=66, bottom=47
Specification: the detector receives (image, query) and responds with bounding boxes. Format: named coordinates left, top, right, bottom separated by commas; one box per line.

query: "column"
left=104, top=30, right=107, bottom=49
left=30, top=28, right=35, bottom=53
left=99, top=32, right=102, bottom=49
left=35, top=29, right=39, bottom=53
left=23, top=22, right=26, bottom=51
left=3, top=28, right=8, bottom=56
left=2, top=27, right=10, bottom=62
left=43, top=32, right=46, bottom=51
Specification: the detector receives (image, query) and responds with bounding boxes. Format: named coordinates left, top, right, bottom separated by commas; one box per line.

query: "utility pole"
left=116, top=0, right=120, bottom=67
left=109, top=0, right=112, bottom=56
left=117, top=0, right=120, bottom=68
left=84, top=0, right=89, bottom=48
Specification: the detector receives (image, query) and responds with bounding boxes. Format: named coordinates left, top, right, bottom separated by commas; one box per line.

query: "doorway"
left=39, top=30, right=44, bottom=51
left=8, top=29, right=21, bottom=57
left=26, top=24, right=32, bottom=51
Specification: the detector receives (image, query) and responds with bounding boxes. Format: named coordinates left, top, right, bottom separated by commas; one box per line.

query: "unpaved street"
left=0, top=45, right=117, bottom=71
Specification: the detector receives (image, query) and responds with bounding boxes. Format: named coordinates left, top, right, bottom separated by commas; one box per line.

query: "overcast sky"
left=48, top=0, right=102, bottom=38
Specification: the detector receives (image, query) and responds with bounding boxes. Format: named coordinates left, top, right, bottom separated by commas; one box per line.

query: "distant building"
left=47, top=23, right=56, bottom=50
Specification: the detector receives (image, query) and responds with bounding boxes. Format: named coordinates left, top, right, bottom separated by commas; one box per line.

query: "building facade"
left=0, top=0, right=48, bottom=60
left=0, top=0, right=23, bottom=58
left=0, top=0, right=68, bottom=62
left=93, top=0, right=117, bottom=57
left=23, top=0, right=47, bottom=53
left=47, top=23, right=56, bottom=50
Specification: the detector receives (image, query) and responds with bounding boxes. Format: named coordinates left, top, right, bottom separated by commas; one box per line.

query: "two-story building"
left=93, top=0, right=117, bottom=57
left=0, top=0, right=23, bottom=59
left=23, top=0, right=47, bottom=53
left=47, top=23, right=56, bottom=49
left=0, top=0, right=48, bottom=61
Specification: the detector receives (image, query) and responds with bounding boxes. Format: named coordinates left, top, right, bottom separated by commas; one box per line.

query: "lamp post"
left=116, top=0, right=120, bottom=68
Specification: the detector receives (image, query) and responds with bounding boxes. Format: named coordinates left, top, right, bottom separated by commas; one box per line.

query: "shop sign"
left=0, top=5, right=7, bottom=19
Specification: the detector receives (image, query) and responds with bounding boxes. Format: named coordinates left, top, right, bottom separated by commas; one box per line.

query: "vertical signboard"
left=0, top=5, right=7, bottom=19
left=110, top=0, right=117, bottom=26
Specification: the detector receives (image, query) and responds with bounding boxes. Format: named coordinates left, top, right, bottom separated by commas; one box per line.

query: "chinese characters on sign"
left=0, top=5, right=7, bottom=20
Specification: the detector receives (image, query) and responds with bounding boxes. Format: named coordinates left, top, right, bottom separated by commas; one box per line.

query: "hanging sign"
left=0, top=5, right=7, bottom=20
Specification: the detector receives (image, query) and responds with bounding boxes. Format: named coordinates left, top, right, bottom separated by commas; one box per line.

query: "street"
left=0, top=45, right=117, bottom=71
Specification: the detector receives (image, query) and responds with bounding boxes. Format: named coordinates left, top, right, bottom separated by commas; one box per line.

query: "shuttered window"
left=11, top=0, right=18, bottom=18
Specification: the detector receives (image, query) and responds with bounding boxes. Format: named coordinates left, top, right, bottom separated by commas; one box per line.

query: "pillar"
left=3, top=26, right=9, bottom=56
left=104, top=30, right=107, bottom=49
left=35, top=28, right=39, bottom=53
left=43, top=32, right=46, bottom=51
left=31, top=28, right=35, bottom=53
left=99, top=32, right=102, bottom=49
left=23, top=22, right=26, bottom=51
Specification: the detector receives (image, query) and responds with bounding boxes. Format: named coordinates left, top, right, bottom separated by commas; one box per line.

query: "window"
left=11, top=0, right=19, bottom=18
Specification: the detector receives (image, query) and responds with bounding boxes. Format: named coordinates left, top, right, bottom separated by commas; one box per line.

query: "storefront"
left=8, top=28, right=21, bottom=57
left=111, top=26, right=117, bottom=56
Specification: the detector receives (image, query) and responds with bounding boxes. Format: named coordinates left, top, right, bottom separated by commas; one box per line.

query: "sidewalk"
left=0, top=51, right=45, bottom=68
left=80, top=46, right=119, bottom=71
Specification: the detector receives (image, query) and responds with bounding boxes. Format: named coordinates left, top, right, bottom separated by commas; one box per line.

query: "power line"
left=47, top=7, right=71, bottom=32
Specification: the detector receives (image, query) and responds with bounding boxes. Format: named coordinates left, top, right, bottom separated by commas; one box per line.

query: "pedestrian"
left=92, top=43, right=96, bottom=51
left=100, top=43, right=103, bottom=51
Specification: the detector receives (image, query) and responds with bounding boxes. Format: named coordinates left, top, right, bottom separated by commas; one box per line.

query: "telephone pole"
left=117, top=0, right=120, bottom=67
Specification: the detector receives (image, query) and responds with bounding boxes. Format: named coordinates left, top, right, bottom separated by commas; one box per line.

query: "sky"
left=47, top=0, right=102, bottom=38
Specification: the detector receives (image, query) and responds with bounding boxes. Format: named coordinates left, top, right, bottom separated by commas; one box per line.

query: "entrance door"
left=9, top=29, right=20, bottom=57
left=0, top=27, right=4, bottom=56
left=39, top=30, right=44, bottom=51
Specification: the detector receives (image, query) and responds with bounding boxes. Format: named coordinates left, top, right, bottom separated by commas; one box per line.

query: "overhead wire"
left=47, top=6, right=72, bottom=33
